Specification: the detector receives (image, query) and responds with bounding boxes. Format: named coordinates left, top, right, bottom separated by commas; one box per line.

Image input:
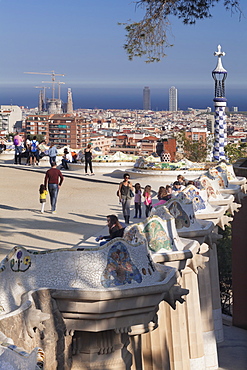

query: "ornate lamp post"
left=212, top=45, right=228, bottom=161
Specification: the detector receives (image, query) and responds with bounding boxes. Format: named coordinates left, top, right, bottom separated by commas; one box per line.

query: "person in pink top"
left=13, top=132, right=23, bottom=165
left=143, top=185, right=152, bottom=218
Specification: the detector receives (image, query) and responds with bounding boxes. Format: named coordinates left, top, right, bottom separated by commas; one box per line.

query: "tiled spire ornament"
left=212, top=45, right=228, bottom=161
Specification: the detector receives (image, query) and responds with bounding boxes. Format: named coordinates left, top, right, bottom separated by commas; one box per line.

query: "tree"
left=216, top=224, right=232, bottom=315
left=122, top=0, right=242, bottom=62
left=175, top=131, right=213, bottom=162
left=225, top=142, right=247, bottom=163
left=183, top=137, right=208, bottom=162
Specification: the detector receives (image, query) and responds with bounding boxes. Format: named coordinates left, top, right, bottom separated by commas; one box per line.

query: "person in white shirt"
left=171, top=181, right=185, bottom=197
left=61, top=148, right=72, bottom=170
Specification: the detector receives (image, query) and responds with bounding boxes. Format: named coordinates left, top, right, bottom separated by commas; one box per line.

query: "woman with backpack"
left=30, top=136, right=39, bottom=166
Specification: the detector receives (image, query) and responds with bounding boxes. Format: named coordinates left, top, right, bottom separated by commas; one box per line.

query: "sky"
left=0, top=0, right=246, bottom=111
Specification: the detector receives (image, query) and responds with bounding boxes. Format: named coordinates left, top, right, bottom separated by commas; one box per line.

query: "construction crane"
left=42, top=80, right=65, bottom=100
left=24, top=70, right=65, bottom=100
left=34, top=86, right=50, bottom=100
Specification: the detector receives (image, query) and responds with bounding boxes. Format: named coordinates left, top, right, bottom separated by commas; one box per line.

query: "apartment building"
left=184, top=127, right=208, bottom=142
left=0, top=105, right=22, bottom=132
left=24, top=114, right=90, bottom=148
left=110, top=134, right=141, bottom=155
left=110, top=134, right=159, bottom=156
left=89, top=134, right=113, bottom=155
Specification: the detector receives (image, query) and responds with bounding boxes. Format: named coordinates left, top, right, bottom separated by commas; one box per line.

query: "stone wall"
left=0, top=289, right=72, bottom=369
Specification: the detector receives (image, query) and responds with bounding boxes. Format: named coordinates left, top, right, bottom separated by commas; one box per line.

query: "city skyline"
left=1, top=85, right=246, bottom=112
left=0, top=1, right=246, bottom=110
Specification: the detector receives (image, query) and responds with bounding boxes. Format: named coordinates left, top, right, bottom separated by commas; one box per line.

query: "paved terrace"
left=0, top=163, right=246, bottom=370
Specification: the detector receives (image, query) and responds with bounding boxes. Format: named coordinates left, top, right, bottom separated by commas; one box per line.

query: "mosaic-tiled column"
left=212, top=45, right=228, bottom=162
left=213, top=98, right=227, bottom=161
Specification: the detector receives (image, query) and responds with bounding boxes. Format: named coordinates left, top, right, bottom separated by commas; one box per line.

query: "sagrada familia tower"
left=67, top=88, right=74, bottom=114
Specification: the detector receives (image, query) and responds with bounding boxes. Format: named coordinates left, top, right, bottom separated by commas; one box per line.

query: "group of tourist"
left=92, top=173, right=194, bottom=247
left=116, top=173, right=196, bottom=225
left=13, top=132, right=58, bottom=166
left=12, top=133, right=95, bottom=175
left=10, top=135, right=195, bottom=237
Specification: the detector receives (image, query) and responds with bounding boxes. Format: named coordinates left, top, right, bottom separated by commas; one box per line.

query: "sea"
left=0, top=86, right=246, bottom=112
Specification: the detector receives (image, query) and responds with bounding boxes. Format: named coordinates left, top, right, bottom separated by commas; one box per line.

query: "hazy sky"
left=0, top=0, right=246, bottom=108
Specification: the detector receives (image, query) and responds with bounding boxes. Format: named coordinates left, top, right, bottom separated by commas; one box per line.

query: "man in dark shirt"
left=44, top=162, right=64, bottom=214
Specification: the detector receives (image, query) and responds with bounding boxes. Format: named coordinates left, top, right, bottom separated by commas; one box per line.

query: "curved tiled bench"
left=0, top=235, right=188, bottom=369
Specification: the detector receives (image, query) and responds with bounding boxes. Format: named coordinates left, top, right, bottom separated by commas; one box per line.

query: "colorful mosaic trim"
left=166, top=201, right=191, bottom=229
left=125, top=215, right=173, bottom=252
left=124, top=223, right=147, bottom=247
left=210, top=167, right=228, bottom=187
left=216, top=160, right=237, bottom=181
left=143, top=219, right=172, bottom=252
left=198, top=175, right=219, bottom=199
left=0, top=243, right=123, bottom=275
left=152, top=193, right=197, bottom=231
left=101, top=241, right=143, bottom=288
left=182, top=185, right=206, bottom=212
left=10, top=249, right=31, bottom=272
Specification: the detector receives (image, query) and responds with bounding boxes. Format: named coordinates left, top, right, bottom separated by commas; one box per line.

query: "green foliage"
left=175, top=131, right=212, bottom=162
left=225, top=142, right=247, bottom=163
left=217, top=224, right=232, bottom=314
left=184, top=138, right=208, bottom=162
left=122, top=0, right=241, bottom=62
left=217, top=224, right=232, bottom=285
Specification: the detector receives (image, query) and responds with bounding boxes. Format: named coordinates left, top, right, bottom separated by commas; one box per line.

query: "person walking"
left=44, top=162, right=64, bottom=214
left=143, top=185, right=152, bottom=218
left=13, top=132, right=23, bottom=165
left=39, top=184, right=48, bottom=213
left=48, top=143, right=58, bottom=166
left=84, top=144, right=94, bottom=175
left=133, top=183, right=142, bottom=219
left=118, top=173, right=134, bottom=224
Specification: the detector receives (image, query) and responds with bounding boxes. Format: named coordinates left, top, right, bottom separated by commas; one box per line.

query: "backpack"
left=14, top=137, right=19, bottom=146
left=31, top=140, right=38, bottom=152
